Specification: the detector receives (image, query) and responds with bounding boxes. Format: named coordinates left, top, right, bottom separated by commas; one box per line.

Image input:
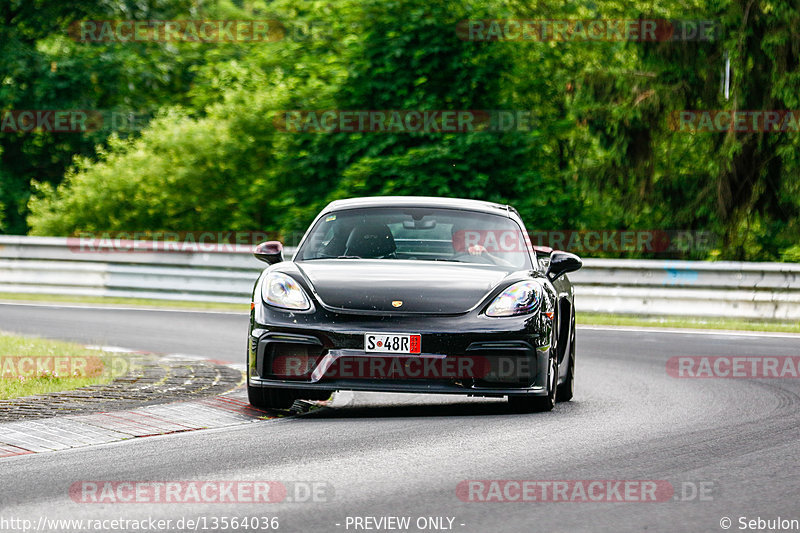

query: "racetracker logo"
left=70, top=481, right=284, bottom=504
left=69, top=481, right=332, bottom=503
left=457, top=19, right=717, bottom=42
left=0, top=356, right=137, bottom=379
left=667, top=356, right=800, bottom=378
left=456, top=480, right=675, bottom=502
left=1, top=110, right=152, bottom=134
left=273, top=110, right=535, bottom=133
left=272, top=355, right=539, bottom=380
left=669, top=110, right=800, bottom=132
left=67, top=231, right=284, bottom=253
left=69, top=20, right=284, bottom=43
left=451, top=230, right=715, bottom=254
left=1, top=110, right=103, bottom=133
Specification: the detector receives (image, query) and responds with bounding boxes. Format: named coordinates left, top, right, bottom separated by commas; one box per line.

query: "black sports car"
left=247, top=197, right=582, bottom=412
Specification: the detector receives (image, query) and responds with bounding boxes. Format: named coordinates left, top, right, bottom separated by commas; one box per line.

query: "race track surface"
left=1, top=303, right=798, bottom=533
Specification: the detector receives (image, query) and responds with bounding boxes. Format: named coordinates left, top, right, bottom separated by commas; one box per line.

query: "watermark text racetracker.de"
left=451, top=229, right=716, bottom=255
left=0, top=356, right=138, bottom=380
left=456, top=480, right=716, bottom=502
left=273, top=110, right=536, bottom=133
left=70, top=480, right=332, bottom=504
left=456, top=19, right=717, bottom=41
left=667, top=356, right=800, bottom=379
left=670, top=110, right=800, bottom=133
left=272, top=353, right=535, bottom=381
left=1, top=109, right=152, bottom=134
left=67, top=231, right=286, bottom=254
left=69, top=20, right=283, bottom=43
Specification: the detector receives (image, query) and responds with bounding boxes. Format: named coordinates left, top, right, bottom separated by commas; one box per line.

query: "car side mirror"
left=546, top=251, right=582, bottom=281
left=533, top=245, right=553, bottom=270
left=254, top=241, right=284, bottom=264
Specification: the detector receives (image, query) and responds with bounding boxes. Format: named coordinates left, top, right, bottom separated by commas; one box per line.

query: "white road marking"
left=578, top=324, right=800, bottom=339
left=0, top=301, right=246, bottom=315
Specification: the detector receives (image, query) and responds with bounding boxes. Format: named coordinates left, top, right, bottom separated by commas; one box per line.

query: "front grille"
left=466, top=341, right=536, bottom=387
left=256, top=334, right=325, bottom=380
left=266, top=343, right=324, bottom=380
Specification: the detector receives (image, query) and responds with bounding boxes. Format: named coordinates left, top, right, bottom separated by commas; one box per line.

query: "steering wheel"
left=451, top=251, right=496, bottom=265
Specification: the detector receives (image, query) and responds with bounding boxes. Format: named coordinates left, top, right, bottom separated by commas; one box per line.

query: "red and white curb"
left=0, top=391, right=274, bottom=458
left=0, top=348, right=271, bottom=459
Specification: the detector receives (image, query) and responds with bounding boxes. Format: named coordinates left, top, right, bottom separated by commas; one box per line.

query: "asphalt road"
left=1, top=302, right=799, bottom=533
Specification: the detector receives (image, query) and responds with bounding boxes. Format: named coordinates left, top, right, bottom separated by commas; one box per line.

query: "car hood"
left=294, top=260, right=513, bottom=314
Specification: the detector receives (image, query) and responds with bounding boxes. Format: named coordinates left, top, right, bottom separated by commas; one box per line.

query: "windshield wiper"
left=303, top=254, right=362, bottom=260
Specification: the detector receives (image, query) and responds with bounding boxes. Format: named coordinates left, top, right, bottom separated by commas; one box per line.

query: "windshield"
left=296, top=207, right=533, bottom=270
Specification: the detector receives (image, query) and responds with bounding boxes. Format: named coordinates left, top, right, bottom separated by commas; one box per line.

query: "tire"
left=557, top=319, right=576, bottom=402
left=508, top=355, right=558, bottom=413
left=246, top=345, right=300, bottom=409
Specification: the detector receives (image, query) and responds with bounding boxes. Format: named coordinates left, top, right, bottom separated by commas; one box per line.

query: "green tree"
left=24, top=0, right=800, bottom=261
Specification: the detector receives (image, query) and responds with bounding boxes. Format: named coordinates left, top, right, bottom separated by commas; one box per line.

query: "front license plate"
left=364, top=333, right=421, bottom=354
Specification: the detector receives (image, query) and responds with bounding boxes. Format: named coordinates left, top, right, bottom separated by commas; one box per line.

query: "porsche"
left=247, top=196, right=582, bottom=412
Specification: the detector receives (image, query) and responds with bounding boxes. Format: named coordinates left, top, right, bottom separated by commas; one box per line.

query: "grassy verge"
left=0, top=292, right=245, bottom=312
left=577, top=312, right=800, bottom=334
left=0, top=333, right=131, bottom=399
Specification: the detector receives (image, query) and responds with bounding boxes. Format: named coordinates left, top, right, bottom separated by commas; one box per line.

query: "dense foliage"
left=2, top=0, right=797, bottom=259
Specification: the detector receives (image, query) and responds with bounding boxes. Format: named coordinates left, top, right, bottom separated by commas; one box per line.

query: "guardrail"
left=572, top=259, right=800, bottom=320
left=1, top=236, right=798, bottom=319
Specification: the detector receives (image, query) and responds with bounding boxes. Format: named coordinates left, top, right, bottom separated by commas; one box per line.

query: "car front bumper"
left=248, top=306, right=554, bottom=398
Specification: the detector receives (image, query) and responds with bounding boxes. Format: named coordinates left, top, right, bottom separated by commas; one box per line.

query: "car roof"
left=324, top=196, right=514, bottom=217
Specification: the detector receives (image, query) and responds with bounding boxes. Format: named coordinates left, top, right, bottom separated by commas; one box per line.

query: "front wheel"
left=557, top=319, right=576, bottom=402
left=508, top=356, right=558, bottom=413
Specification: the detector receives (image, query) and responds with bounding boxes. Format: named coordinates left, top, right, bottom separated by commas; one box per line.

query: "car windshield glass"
left=296, top=207, right=533, bottom=270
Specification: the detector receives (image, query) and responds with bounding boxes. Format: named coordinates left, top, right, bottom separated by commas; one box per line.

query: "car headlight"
left=261, top=272, right=311, bottom=310
left=485, top=281, right=542, bottom=317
